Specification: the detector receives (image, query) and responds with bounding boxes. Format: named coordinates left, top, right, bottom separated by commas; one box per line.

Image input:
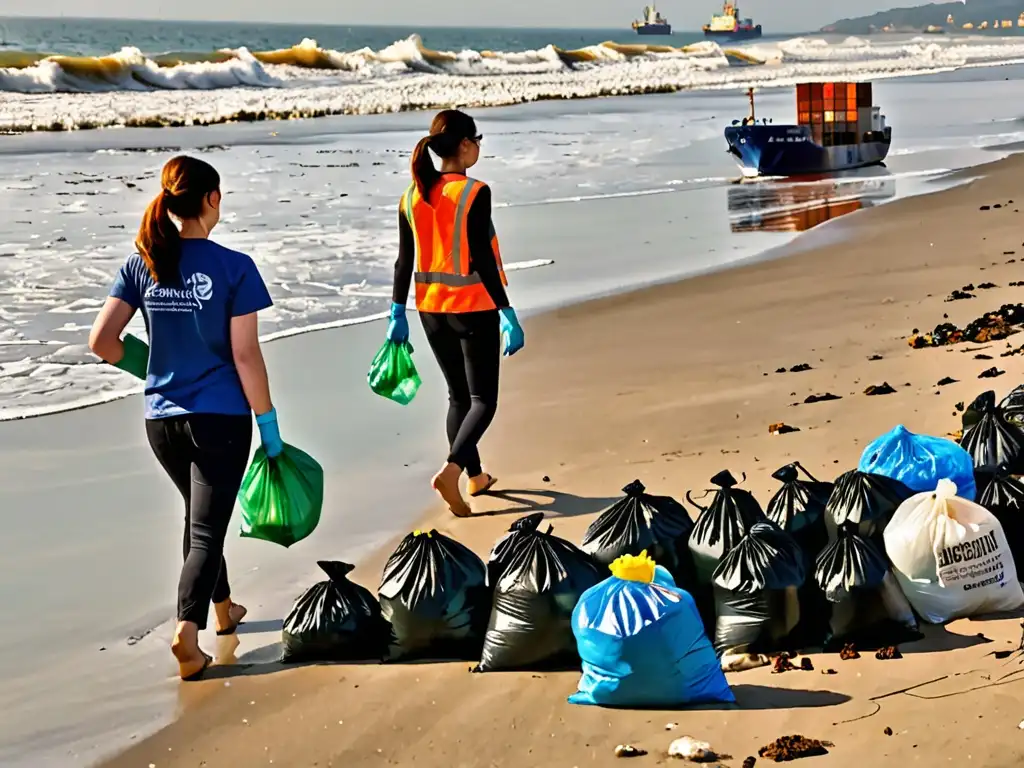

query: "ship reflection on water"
left=727, top=174, right=896, bottom=233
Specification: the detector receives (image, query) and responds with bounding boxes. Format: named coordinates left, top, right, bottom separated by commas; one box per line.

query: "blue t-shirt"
left=109, top=239, right=273, bottom=419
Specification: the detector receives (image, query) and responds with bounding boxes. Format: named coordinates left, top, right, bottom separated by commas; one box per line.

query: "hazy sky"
left=10, top=1, right=907, bottom=33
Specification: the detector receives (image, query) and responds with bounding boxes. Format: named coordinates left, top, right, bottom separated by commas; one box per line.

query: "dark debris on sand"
left=946, top=290, right=975, bottom=302
left=772, top=655, right=798, bottom=674
left=804, top=393, right=842, bottom=404
left=909, top=304, right=1024, bottom=349
left=937, top=377, right=958, bottom=386
left=875, top=646, right=903, bottom=660
left=839, top=643, right=860, bottom=660
left=758, top=735, right=833, bottom=762
left=743, top=758, right=757, bottom=768
left=865, top=383, right=897, bottom=396
left=884, top=727, right=894, bottom=737
left=979, top=367, right=1005, bottom=379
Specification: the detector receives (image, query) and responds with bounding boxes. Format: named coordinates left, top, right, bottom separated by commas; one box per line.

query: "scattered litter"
left=758, top=735, right=832, bottom=762
left=822, top=668, right=838, bottom=675
left=868, top=355, right=883, bottom=361
left=666, top=723, right=679, bottom=731
left=1018, top=720, right=1024, bottom=730
left=804, top=393, right=841, bottom=404
left=743, top=758, right=757, bottom=768
left=980, top=205, right=991, bottom=210
left=864, top=383, right=896, bottom=396
left=839, top=643, right=860, bottom=660
left=776, top=367, right=787, bottom=374
left=668, top=736, right=718, bottom=762
left=976, top=354, right=994, bottom=360
left=614, top=745, right=647, bottom=758
left=800, top=657, right=814, bottom=671
left=768, top=423, right=800, bottom=435
left=979, top=367, right=1005, bottom=379
left=946, top=290, right=975, bottom=302
left=979, top=283, right=998, bottom=290
left=542, top=475, right=551, bottom=483
left=789, top=363, right=812, bottom=372
left=937, top=377, right=958, bottom=386
left=884, top=727, right=893, bottom=736
left=772, top=654, right=797, bottom=674
left=875, top=646, right=902, bottom=660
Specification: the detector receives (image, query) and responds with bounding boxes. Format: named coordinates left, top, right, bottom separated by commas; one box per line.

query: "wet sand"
left=96, top=153, right=1024, bottom=767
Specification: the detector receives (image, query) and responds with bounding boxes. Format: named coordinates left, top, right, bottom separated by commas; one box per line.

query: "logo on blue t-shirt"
left=143, top=272, right=214, bottom=312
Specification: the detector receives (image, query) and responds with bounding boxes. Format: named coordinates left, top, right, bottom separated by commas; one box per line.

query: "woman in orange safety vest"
left=387, top=109, right=525, bottom=518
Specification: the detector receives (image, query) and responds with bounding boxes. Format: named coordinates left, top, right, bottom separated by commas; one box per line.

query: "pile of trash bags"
left=273, top=399, right=1024, bottom=704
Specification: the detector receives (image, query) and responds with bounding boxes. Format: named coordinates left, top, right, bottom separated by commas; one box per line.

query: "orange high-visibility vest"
left=401, top=174, right=507, bottom=314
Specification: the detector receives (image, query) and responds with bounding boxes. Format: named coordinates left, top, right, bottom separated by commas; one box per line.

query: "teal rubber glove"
left=499, top=307, right=525, bottom=357
left=256, top=408, right=284, bottom=459
left=114, top=333, right=149, bottom=380
left=386, top=302, right=409, bottom=343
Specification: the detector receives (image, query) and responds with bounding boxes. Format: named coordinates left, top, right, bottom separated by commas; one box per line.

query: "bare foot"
left=171, top=622, right=211, bottom=681
left=214, top=600, right=247, bottom=636
left=432, top=462, right=472, bottom=518
left=467, top=473, right=498, bottom=497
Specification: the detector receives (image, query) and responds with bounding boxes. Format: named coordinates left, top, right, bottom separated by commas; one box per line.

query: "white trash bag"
left=884, top=479, right=1024, bottom=624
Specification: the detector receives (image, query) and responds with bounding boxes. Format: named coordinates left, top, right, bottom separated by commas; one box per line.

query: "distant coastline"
left=822, top=0, right=1024, bottom=35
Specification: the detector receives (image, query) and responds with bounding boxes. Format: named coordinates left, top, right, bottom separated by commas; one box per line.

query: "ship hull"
left=724, top=124, right=891, bottom=177
left=635, top=24, right=672, bottom=34
left=704, top=25, right=762, bottom=41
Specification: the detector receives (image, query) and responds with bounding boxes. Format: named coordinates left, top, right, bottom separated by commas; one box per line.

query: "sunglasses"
left=471, top=134, right=483, bottom=144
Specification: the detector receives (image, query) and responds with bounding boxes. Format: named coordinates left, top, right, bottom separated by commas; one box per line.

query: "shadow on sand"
left=475, top=488, right=617, bottom=519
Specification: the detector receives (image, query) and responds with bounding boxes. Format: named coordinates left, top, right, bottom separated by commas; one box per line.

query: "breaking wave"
left=2, top=34, right=1024, bottom=132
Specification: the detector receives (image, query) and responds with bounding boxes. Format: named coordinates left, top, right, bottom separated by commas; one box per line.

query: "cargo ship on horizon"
left=632, top=5, right=672, bottom=35
left=703, top=2, right=762, bottom=41
left=724, top=83, right=891, bottom=177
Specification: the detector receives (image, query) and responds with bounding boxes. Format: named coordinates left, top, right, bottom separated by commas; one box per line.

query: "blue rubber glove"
left=255, top=408, right=284, bottom=459
left=499, top=307, right=525, bottom=357
left=386, top=302, right=409, bottom=344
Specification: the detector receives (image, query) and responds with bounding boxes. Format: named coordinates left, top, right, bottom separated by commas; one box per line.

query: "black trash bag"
left=824, top=470, right=913, bottom=543
left=814, top=526, right=920, bottom=650
left=765, top=463, right=834, bottom=648
left=961, top=391, right=1024, bottom=472
left=477, top=514, right=602, bottom=672
left=766, top=462, right=834, bottom=561
left=711, top=521, right=806, bottom=656
left=998, top=385, right=1024, bottom=429
left=976, top=464, right=1024, bottom=572
left=378, top=529, right=489, bottom=661
left=281, top=561, right=389, bottom=663
left=580, top=480, right=696, bottom=588
left=687, top=470, right=766, bottom=585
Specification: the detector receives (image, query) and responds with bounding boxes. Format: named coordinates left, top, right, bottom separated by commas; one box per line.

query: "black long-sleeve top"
left=392, top=184, right=510, bottom=309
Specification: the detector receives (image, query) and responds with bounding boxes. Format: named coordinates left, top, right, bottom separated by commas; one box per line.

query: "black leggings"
left=146, top=414, right=252, bottom=630
left=420, top=310, right=500, bottom=478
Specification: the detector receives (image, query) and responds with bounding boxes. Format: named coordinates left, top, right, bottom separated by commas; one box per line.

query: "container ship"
left=724, top=83, right=891, bottom=177
left=632, top=5, right=672, bottom=35
left=703, top=2, right=762, bottom=41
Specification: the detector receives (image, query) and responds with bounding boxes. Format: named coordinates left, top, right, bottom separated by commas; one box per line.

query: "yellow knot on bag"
left=609, top=550, right=656, bottom=583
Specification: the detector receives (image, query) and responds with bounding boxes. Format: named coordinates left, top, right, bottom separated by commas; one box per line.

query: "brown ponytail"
left=410, top=109, right=480, bottom=199
left=410, top=135, right=439, bottom=200
left=135, top=155, right=221, bottom=284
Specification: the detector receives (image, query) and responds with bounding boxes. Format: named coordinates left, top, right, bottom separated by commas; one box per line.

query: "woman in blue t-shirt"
left=89, top=155, right=282, bottom=681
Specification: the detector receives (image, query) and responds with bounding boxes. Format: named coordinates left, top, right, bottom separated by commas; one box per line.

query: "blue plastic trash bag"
left=568, top=552, right=734, bottom=708
left=858, top=424, right=976, bottom=501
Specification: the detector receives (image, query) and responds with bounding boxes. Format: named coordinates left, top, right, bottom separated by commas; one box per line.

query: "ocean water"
left=1, top=18, right=1024, bottom=420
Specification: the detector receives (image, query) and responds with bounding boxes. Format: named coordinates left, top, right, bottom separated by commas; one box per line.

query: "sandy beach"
left=88, top=151, right=1024, bottom=768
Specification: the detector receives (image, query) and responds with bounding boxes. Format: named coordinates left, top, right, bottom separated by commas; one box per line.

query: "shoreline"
left=96, top=150, right=1024, bottom=768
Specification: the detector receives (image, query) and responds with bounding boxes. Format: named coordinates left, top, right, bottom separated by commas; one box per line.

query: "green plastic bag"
left=238, top=443, right=324, bottom=548
left=367, top=340, right=421, bottom=405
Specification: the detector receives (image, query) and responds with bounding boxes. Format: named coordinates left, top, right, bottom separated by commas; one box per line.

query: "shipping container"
left=857, top=82, right=872, bottom=108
